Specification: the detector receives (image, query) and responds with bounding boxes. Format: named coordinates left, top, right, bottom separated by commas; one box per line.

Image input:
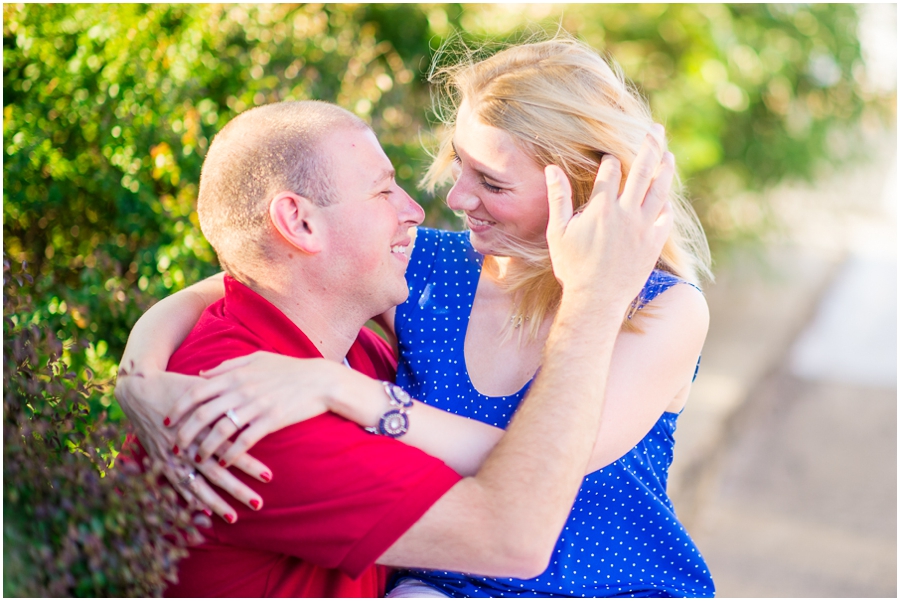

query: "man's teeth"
left=391, top=245, right=407, bottom=254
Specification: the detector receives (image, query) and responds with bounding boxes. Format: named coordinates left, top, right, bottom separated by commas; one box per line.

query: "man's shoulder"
left=356, top=327, right=397, bottom=378
left=167, top=299, right=276, bottom=376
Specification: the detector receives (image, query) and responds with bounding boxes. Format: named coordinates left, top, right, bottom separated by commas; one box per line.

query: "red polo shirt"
left=157, top=276, right=461, bottom=597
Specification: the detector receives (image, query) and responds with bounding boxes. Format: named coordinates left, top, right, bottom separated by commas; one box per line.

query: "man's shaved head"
left=197, top=100, right=369, bottom=273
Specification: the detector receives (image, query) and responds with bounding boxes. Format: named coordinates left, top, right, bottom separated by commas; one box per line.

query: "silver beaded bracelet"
left=365, top=382, right=414, bottom=438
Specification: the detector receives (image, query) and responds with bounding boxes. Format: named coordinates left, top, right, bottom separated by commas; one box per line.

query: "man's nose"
left=397, top=187, right=425, bottom=226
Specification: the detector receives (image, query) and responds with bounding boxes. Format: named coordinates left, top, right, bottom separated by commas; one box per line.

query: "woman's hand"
left=168, top=352, right=354, bottom=467
left=544, top=124, right=674, bottom=310
left=114, top=364, right=271, bottom=521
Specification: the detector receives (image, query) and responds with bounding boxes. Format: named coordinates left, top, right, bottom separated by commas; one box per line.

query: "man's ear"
left=269, top=191, right=323, bottom=254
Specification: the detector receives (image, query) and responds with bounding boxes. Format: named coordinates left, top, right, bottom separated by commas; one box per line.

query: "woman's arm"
left=118, top=272, right=226, bottom=374
left=170, top=352, right=502, bottom=477
left=115, top=272, right=273, bottom=519
left=173, top=283, right=707, bottom=481
left=587, top=281, right=709, bottom=472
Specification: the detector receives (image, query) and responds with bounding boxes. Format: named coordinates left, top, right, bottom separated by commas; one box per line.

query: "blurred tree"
left=426, top=4, right=893, bottom=247
left=3, top=4, right=439, bottom=416
left=3, top=258, right=200, bottom=596
left=2, top=3, right=894, bottom=594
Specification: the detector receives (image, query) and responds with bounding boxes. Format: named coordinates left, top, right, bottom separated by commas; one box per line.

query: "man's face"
left=317, top=126, right=425, bottom=315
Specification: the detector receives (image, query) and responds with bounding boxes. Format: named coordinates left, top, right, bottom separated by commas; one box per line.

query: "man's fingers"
left=545, top=165, right=574, bottom=241
left=620, top=124, right=664, bottom=211
left=641, top=151, right=675, bottom=220
left=654, top=200, right=674, bottom=237
left=583, top=154, right=622, bottom=218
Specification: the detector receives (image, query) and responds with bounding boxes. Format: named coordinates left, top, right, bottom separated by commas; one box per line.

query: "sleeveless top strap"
left=630, top=269, right=705, bottom=383
left=629, top=269, right=703, bottom=315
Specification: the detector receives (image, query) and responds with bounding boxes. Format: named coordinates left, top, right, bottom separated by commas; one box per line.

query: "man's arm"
left=379, top=146, right=675, bottom=576
left=379, top=291, right=622, bottom=576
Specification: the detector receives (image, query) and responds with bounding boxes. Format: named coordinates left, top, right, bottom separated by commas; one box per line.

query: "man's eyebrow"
left=451, top=141, right=511, bottom=186
left=370, top=167, right=395, bottom=189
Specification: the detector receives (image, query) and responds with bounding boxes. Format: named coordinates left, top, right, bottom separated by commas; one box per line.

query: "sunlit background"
left=4, top=4, right=896, bottom=596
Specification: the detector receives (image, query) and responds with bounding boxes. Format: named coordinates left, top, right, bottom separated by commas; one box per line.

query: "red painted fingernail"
left=219, top=459, right=227, bottom=467
left=163, top=417, right=171, bottom=426
left=249, top=499, right=261, bottom=510
left=260, top=471, right=271, bottom=483
left=224, top=513, right=236, bottom=524
left=203, top=508, right=212, bottom=516
left=194, top=453, right=202, bottom=463
left=172, top=445, right=179, bottom=455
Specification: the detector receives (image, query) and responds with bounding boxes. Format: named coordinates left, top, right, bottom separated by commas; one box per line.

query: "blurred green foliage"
left=2, top=3, right=894, bottom=594
left=4, top=259, right=201, bottom=596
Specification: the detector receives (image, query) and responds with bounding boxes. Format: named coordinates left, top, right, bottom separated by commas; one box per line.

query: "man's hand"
left=544, top=124, right=674, bottom=311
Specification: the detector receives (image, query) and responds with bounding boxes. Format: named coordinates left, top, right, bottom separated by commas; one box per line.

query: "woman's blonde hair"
left=422, top=34, right=712, bottom=338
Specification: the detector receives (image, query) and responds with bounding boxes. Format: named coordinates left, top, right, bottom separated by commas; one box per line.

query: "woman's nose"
left=446, top=179, right=479, bottom=212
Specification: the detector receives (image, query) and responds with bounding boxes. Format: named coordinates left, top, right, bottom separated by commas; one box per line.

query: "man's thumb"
left=544, top=165, right=573, bottom=240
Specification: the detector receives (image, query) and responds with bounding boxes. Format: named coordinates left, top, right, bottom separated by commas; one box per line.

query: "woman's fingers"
left=188, top=476, right=238, bottom=523
left=192, top=452, right=263, bottom=515
left=174, top=391, right=250, bottom=453
left=168, top=441, right=273, bottom=522
left=164, top=461, right=206, bottom=512
left=199, top=352, right=258, bottom=378
left=228, top=448, right=273, bottom=483
left=194, top=403, right=261, bottom=462
left=218, top=421, right=274, bottom=467
left=167, top=376, right=236, bottom=427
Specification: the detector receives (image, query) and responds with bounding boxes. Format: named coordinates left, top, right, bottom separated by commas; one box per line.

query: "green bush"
left=2, top=3, right=893, bottom=594
left=3, top=257, right=204, bottom=596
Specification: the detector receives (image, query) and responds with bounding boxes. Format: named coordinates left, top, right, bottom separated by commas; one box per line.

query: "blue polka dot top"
left=392, top=228, right=715, bottom=598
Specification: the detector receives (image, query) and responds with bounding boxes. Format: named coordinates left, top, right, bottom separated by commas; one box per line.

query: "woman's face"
left=446, top=99, right=550, bottom=256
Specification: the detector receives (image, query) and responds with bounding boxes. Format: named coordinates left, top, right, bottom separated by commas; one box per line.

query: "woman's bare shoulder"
left=651, top=280, right=709, bottom=328
left=624, top=281, right=709, bottom=353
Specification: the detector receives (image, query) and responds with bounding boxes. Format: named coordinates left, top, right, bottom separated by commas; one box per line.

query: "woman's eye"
left=481, top=181, right=503, bottom=194
left=450, top=150, right=461, bottom=163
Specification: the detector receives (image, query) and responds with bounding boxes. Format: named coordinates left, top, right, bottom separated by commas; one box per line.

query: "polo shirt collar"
left=221, top=275, right=377, bottom=376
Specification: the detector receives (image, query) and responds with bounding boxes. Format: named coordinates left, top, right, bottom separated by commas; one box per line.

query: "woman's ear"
left=269, top=191, right=323, bottom=254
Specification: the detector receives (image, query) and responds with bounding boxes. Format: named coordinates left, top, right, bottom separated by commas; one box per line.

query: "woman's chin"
left=467, top=230, right=498, bottom=256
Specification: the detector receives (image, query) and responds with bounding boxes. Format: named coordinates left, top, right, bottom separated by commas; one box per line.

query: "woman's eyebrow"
left=452, top=141, right=512, bottom=186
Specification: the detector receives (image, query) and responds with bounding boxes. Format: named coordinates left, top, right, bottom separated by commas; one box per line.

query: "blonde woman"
left=118, top=37, right=714, bottom=596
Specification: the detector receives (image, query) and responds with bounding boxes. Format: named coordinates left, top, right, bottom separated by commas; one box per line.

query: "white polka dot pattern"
left=393, top=228, right=715, bottom=598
